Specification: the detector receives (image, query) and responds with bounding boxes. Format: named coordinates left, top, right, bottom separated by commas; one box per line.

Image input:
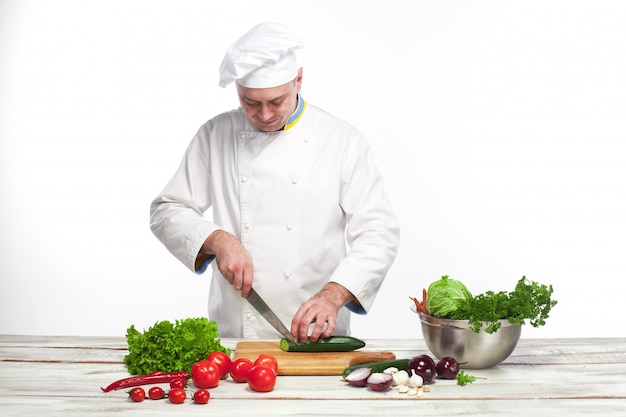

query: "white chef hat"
left=218, top=22, right=305, bottom=88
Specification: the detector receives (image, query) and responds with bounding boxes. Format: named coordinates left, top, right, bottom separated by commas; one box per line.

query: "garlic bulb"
left=408, top=369, right=423, bottom=388
left=391, top=370, right=410, bottom=387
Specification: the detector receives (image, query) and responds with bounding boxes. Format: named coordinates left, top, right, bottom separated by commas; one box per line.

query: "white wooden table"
left=1, top=335, right=625, bottom=416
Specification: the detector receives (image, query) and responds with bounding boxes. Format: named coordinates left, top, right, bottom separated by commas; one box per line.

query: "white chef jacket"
left=150, top=97, right=400, bottom=339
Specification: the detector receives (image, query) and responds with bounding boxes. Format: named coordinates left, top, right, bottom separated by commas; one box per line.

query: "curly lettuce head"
left=426, top=275, right=473, bottom=318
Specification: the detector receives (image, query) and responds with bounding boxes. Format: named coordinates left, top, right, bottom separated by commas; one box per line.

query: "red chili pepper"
left=100, top=371, right=189, bottom=392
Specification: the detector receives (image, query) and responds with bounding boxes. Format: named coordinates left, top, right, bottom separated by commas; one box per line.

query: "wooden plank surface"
left=2, top=336, right=626, bottom=417
left=233, top=341, right=396, bottom=375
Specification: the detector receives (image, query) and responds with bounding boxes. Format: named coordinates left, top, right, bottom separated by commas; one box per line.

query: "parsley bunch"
left=124, top=317, right=230, bottom=375
left=447, top=277, right=557, bottom=333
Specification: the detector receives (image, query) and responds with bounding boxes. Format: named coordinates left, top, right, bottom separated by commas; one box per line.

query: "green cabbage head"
left=426, top=275, right=473, bottom=318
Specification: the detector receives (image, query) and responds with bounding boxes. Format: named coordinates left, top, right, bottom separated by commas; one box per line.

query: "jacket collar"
left=284, top=94, right=306, bottom=131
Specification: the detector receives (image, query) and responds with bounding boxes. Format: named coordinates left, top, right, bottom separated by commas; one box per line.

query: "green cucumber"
left=341, top=358, right=410, bottom=378
left=279, top=336, right=366, bottom=352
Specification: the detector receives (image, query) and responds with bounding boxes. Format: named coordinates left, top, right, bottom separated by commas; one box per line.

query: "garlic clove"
left=383, top=367, right=399, bottom=374
left=396, top=384, right=409, bottom=393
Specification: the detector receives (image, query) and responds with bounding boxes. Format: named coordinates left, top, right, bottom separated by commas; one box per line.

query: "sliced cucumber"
left=341, top=358, right=410, bottom=378
left=279, top=336, right=366, bottom=352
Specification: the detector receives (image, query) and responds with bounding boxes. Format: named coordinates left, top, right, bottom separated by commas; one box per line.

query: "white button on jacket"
left=150, top=101, right=400, bottom=339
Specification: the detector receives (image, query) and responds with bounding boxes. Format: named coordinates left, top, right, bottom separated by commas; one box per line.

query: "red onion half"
left=366, top=372, right=393, bottom=391
left=343, top=367, right=372, bottom=387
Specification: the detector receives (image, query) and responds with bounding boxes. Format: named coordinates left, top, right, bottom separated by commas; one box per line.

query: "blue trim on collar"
left=285, top=95, right=306, bottom=130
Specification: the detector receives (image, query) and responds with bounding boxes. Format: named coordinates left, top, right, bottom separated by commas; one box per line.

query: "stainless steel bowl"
left=417, top=312, right=521, bottom=369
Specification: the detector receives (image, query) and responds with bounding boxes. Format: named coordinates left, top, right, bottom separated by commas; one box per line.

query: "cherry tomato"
left=169, top=377, right=186, bottom=389
left=148, top=386, right=164, bottom=400
left=191, top=359, right=221, bottom=389
left=167, top=387, right=187, bottom=404
left=193, top=389, right=211, bottom=404
left=208, top=351, right=232, bottom=379
left=129, top=387, right=145, bottom=402
left=247, top=365, right=277, bottom=392
left=229, top=357, right=253, bottom=383
left=254, top=354, right=279, bottom=374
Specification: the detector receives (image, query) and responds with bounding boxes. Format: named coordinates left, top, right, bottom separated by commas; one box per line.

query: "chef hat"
left=218, top=22, right=305, bottom=88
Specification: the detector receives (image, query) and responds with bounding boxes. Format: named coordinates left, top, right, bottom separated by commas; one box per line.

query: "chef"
left=150, top=22, right=400, bottom=342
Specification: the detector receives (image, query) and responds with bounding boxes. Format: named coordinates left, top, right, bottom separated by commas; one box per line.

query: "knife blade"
left=247, top=288, right=297, bottom=343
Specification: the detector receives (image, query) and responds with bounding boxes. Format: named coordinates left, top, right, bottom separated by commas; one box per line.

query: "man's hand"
left=196, top=230, right=254, bottom=297
left=290, top=282, right=355, bottom=342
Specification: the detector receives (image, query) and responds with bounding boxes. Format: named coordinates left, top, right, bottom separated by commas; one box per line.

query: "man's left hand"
left=290, top=282, right=355, bottom=342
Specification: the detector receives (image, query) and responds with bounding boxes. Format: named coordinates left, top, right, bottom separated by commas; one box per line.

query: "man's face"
left=236, top=69, right=302, bottom=132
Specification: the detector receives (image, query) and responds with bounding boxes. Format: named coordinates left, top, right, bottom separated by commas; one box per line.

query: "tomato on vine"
left=229, top=357, right=253, bottom=383
left=129, top=387, right=145, bottom=402
left=169, top=377, right=186, bottom=389
left=167, top=387, right=187, bottom=404
left=191, top=359, right=221, bottom=389
left=208, top=351, right=232, bottom=379
left=254, top=354, right=278, bottom=374
left=193, top=389, right=210, bottom=404
left=247, top=365, right=277, bottom=392
left=148, top=386, right=164, bottom=400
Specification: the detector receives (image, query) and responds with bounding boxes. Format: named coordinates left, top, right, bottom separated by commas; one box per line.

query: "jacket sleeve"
left=149, top=126, right=222, bottom=272
left=330, top=131, right=400, bottom=314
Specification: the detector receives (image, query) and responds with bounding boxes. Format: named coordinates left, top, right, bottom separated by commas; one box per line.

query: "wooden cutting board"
left=234, top=341, right=395, bottom=376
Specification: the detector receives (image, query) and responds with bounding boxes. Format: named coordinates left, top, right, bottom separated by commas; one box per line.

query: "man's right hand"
left=196, top=230, right=254, bottom=297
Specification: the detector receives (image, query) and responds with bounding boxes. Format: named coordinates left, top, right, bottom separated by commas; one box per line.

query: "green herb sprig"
left=456, top=370, right=487, bottom=386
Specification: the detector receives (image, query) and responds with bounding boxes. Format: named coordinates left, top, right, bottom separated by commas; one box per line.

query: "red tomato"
left=247, top=365, right=277, bottom=392
left=229, top=358, right=253, bottom=383
left=129, top=387, right=145, bottom=402
left=167, top=387, right=187, bottom=404
left=193, top=389, right=211, bottom=404
left=208, top=351, right=232, bottom=379
left=169, top=377, right=186, bottom=389
left=148, top=386, right=164, bottom=400
left=254, top=354, right=279, bottom=374
left=191, top=359, right=221, bottom=389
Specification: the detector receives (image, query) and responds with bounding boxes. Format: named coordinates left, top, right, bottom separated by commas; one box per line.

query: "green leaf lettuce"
left=123, top=317, right=230, bottom=375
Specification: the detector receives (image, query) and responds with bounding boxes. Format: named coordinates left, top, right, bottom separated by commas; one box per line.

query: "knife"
left=247, top=288, right=297, bottom=343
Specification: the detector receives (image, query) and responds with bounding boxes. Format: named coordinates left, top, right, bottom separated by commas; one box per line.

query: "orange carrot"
left=422, top=288, right=429, bottom=315
left=409, top=296, right=424, bottom=313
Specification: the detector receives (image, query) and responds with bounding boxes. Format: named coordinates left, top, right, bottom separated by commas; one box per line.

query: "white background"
left=1, top=0, right=625, bottom=339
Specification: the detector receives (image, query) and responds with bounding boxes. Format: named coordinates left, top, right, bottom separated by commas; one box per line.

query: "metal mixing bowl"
left=417, top=312, right=521, bottom=369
